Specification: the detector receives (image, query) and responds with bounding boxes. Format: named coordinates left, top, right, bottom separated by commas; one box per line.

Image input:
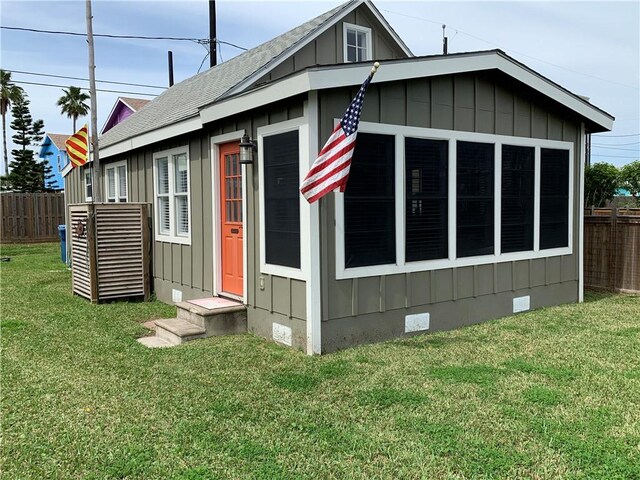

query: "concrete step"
left=137, top=336, right=173, bottom=348
left=176, top=299, right=247, bottom=336
left=155, top=318, right=207, bottom=345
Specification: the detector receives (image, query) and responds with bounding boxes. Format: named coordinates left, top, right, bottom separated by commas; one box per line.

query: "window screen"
left=501, top=145, right=534, bottom=253
left=456, top=141, right=494, bottom=258
left=405, top=138, right=448, bottom=262
left=345, top=133, right=395, bottom=268
left=263, top=130, right=300, bottom=268
left=346, top=27, right=369, bottom=62
left=540, top=148, right=569, bottom=249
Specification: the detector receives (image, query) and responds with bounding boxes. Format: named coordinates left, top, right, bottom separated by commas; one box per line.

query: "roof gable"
left=39, top=133, right=69, bottom=157
left=100, top=0, right=411, bottom=150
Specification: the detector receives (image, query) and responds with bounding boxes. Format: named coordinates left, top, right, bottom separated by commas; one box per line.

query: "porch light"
left=239, top=134, right=256, bottom=165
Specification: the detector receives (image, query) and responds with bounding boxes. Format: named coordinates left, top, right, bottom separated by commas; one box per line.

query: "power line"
left=1, top=25, right=202, bottom=41
left=591, top=154, right=639, bottom=159
left=13, top=80, right=157, bottom=97
left=592, top=141, right=640, bottom=146
left=1, top=25, right=248, bottom=51
left=8, top=69, right=166, bottom=90
left=593, top=133, right=639, bottom=137
left=591, top=145, right=640, bottom=152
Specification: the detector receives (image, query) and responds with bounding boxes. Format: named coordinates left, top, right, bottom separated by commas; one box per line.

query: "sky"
left=1, top=0, right=638, bottom=173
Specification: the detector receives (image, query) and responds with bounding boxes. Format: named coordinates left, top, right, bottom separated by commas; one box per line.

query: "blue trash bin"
left=58, top=225, right=67, bottom=264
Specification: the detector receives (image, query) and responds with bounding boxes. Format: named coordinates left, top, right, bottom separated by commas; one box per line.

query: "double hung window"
left=104, top=160, right=128, bottom=203
left=84, top=169, right=93, bottom=202
left=153, top=148, right=190, bottom=244
left=343, top=23, right=372, bottom=62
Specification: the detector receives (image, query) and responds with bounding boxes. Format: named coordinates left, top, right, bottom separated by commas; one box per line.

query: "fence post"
left=608, top=207, right=618, bottom=291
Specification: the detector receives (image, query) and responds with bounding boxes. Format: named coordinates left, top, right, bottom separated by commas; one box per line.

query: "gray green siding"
left=253, top=5, right=408, bottom=87
left=318, top=71, right=583, bottom=352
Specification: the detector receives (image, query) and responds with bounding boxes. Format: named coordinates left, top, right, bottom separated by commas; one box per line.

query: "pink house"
left=101, top=97, right=151, bottom=134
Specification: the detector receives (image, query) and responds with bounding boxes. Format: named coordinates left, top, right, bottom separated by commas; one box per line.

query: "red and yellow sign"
left=65, top=124, right=89, bottom=168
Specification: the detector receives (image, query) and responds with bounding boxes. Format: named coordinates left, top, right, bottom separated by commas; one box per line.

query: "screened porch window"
left=456, top=141, right=495, bottom=258
left=344, top=133, right=395, bottom=268
left=153, top=148, right=190, bottom=244
left=501, top=145, right=534, bottom=253
left=405, top=137, right=448, bottom=262
left=540, top=148, right=569, bottom=249
left=263, top=130, right=300, bottom=268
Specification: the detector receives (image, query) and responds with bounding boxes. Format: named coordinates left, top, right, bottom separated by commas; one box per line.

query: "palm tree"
left=57, top=86, right=90, bottom=133
left=1, top=69, right=24, bottom=175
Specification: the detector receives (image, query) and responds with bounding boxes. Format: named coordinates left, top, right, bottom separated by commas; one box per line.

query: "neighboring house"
left=63, top=0, right=613, bottom=354
left=101, top=97, right=151, bottom=134
left=39, top=133, right=69, bottom=190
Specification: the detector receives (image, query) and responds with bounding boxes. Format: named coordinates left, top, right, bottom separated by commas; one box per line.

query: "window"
left=405, top=138, right=448, bottom=261
left=84, top=169, right=93, bottom=202
left=345, top=133, right=395, bottom=268
left=104, top=160, right=128, bottom=203
left=343, top=23, right=372, bottom=62
left=263, top=130, right=300, bottom=268
left=501, top=145, right=534, bottom=253
left=457, top=141, right=494, bottom=258
left=540, top=148, right=569, bottom=249
left=153, top=148, right=190, bottom=244
left=335, top=122, right=573, bottom=279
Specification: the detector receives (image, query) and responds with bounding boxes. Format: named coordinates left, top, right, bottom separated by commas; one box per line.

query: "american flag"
left=300, top=63, right=379, bottom=203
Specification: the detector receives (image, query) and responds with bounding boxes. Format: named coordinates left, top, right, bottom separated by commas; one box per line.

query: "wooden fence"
left=1, top=192, right=65, bottom=243
left=584, top=208, right=640, bottom=294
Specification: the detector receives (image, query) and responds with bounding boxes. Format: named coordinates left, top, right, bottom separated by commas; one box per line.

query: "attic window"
left=343, top=23, right=372, bottom=62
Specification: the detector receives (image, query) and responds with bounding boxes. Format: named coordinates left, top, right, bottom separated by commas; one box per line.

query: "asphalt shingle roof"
left=119, top=97, right=151, bottom=112
left=100, top=1, right=355, bottom=149
left=45, top=133, right=70, bottom=152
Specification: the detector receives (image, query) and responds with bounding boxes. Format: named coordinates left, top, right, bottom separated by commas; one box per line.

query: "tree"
left=619, top=160, right=640, bottom=206
left=1, top=69, right=24, bottom=175
left=4, top=94, right=49, bottom=192
left=585, top=162, right=619, bottom=208
left=57, top=86, right=90, bottom=133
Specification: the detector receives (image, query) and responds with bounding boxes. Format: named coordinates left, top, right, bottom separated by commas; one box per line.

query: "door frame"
left=211, top=130, right=247, bottom=303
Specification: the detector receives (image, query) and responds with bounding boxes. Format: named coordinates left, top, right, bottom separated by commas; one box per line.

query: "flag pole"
left=86, top=0, right=101, bottom=203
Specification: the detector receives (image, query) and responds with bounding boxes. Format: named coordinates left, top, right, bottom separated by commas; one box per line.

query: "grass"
left=1, top=243, right=639, bottom=479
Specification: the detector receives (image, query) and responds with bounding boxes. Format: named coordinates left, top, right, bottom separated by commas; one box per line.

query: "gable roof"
left=99, top=0, right=410, bottom=150
left=119, top=97, right=151, bottom=112
left=40, top=133, right=69, bottom=156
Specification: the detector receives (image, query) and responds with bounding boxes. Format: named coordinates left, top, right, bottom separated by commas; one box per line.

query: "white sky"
left=1, top=0, right=638, bottom=171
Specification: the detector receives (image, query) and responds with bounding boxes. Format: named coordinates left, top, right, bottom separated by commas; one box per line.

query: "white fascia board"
left=99, top=116, right=202, bottom=159
left=362, top=0, right=412, bottom=57
left=61, top=161, right=73, bottom=178
left=494, top=55, right=613, bottom=131
left=100, top=98, right=124, bottom=135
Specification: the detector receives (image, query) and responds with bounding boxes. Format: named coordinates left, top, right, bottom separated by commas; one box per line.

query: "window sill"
left=336, top=246, right=572, bottom=280
left=154, top=233, right=191, bottom=246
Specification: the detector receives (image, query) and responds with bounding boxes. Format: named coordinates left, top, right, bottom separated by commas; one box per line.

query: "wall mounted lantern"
left=239, top=134, right=257, bottom=165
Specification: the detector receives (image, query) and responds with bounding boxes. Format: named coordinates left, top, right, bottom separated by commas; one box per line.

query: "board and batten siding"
left=65, top=98, right=308, bottom=347
left=252, top=5, right=408, bottom=88
left=318, top=71, right=582, bottom=352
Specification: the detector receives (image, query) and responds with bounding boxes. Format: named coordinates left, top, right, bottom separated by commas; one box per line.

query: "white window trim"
left=343, top=22, right=373, bottom=63
left=335, top=121, right=574, bottom=280
left=84, top=169, right=93, bottom=202
left=152, top=146, right=191, bottom=245
left=257, top=117, right=309, bottom=281
left=104, top=159, right=128, bottom=203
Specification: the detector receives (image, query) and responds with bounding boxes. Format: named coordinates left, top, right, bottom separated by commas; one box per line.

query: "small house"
left=39, top=133, right=69, bottom=190
left=101, top=97, right=151, bottom=134
left=63, top=0, right=613, bottom=353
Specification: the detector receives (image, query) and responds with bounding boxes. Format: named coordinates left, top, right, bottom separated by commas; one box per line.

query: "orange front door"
left=220, top=142, right=243, bottom=297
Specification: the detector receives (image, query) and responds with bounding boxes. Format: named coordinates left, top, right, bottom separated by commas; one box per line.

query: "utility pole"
left=168, top=51, right=174, bottom=87
left=86, top=0, right=101, bottom=202
left=442, top=25, right=448, bottom=55
left=209, top=0, right=217, bottom=67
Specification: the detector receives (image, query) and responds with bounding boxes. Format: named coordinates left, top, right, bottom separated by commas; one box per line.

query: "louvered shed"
left=69, top=203, right=150, bottom=303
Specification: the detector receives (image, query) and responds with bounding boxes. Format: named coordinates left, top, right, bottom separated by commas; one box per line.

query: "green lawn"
left=1, top=243, right=639, bottom=479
